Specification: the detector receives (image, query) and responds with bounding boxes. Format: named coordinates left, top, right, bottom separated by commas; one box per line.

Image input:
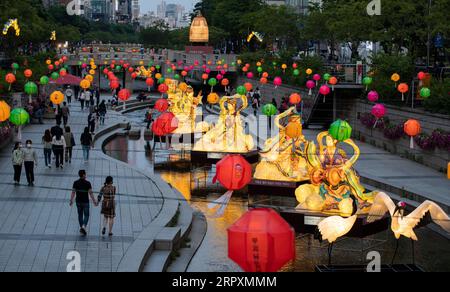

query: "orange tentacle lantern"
left=228, top=208, right=295, bottom=272
left=404, top=119, right=421, bottom=149
left=209, top=155, right=252, bottom=217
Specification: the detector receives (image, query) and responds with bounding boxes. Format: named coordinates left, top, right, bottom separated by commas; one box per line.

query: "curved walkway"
left=0, top=101, right=169, bottom=272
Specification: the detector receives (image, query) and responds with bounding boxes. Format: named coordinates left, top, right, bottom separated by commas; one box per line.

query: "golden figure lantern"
left=190, top=14, right=209, bottom=43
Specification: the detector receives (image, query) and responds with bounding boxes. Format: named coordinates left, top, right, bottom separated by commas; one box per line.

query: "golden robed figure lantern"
left=190, top=13, right=209, bottom=43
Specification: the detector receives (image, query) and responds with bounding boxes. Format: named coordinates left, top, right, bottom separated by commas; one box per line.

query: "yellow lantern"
left=306, top=68, right=313, bottom=75
left=91, top=64, right=97, bottom=70
left=282, top=64, right=287, bottom=70
left=391, top=73, right=400, bottom=83
left=85, top=75, right=94, bottom=82
left=50, top=91, right=65, bottom=105
left=46, top=60, right=52, bottom=65
left=0, top=100, right=11, bottom=122
left=155, top=73, right=162, bottom=80
left=139, top=61, right=144, bottom=66
left=80, top=79, right=91, bottom=90
left=104, top=61, right=108, bottom=65
left=89, top=69, right=96, bottom=75
left=179, top=82, right=188, bottom=92
left=256, top=62, right=262, bottom=67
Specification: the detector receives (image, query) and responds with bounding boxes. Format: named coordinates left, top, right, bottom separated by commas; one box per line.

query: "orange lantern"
left=89, top=69, right=96, bottom=75
left=260, top=77, right=268, bottom=85
left=221, top=78, right=230, bottom=87
left=285, top=115, right=303, bottom=139
left=179, top=82, right=188, bottom=92
left=202, top=73, right=209, bottom=84
left=244, top=82, right=253, bottom=92
left=289, top=93, right=302, bottom=105
left=306, top=68, right=313, bottom=75
left=391, top=73, right=400, bottom=87
left=46, top=60, right=52, bottom=65
left=80, top=79, right=91, bottom=90
left=50, top=91, right=64, bottom=105
left=24, top=69, right=33, bottom=79
left=5, top=73, right=16, bottom=90
left=118, top=89, right=131, bottom=101
left=329, top=76, right=338, bottom=91
left=262, top=72, right=269, bottom=78
left=0, top=100, right=11, bottom=122
left=85, top=75, right=94, bottom=83
left=207, top=93, right=220, bottom=104
left=398, top=83, right=409, bottom=101
left=155, top=73, right=162, bottom=80
left=404, top=119, right=421, bottom=149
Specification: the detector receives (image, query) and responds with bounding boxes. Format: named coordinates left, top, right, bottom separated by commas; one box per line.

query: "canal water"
left=103, top=109, right=450, bottom=272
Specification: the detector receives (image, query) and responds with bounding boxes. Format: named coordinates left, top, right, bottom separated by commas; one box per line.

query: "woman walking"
left=42, top=130, right=52, bottom=168
left=12, top=142, right=24, bottom=185
left=64, top=126, right=75, bottom=164
left=55, top=105, right=62, bottom=126
left=52, top=130, right=66, bottom=169
left=80, top=127, right=93, bottom=163
left=98, top=100, right=107, bottom=125
left=23, top=140, right=38, bottom=186
left=99, top=176, right=116, bottom=236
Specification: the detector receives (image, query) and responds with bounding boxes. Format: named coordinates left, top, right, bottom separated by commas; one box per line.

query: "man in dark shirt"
left=50, top=121, right=63, bottom=138
left=70, top=170, right=98, bottom=236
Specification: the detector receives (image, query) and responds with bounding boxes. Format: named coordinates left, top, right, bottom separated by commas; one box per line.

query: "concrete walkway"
left=0, top=100, right=165, bottom=272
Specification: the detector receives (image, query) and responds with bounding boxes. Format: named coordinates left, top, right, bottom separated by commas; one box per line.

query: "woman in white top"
left=52, top=132, right=66, bottom=169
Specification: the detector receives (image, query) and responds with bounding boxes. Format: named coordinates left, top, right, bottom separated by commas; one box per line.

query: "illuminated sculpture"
left=50, top=31, right=56, bottom=41
left=254, top=107, right=309, bottom=182
left=189, top=13, right=209, bottom=43
left=247, top=31, right=264, bottom=43
left=295, top=129, right=377, bottom=215
left=3, top=19, right=20, bottom=36
left=193, top=94, right=254, bottom=153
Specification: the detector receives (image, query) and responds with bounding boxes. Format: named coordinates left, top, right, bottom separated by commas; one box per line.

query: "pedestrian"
left=79, top=90, right=86, bottom=111
left=23, top=140, right=38, bottom=186
left=70, top=170, right=98, bottom=236
left=95, top=87, right=100, bottom=107
left=89, top=89, right=95, bottom=107
left=88, top=110, right=96, bottom=134
left=61, top=102, right=70, bottom=127
left=99, top=176, right=116, bottom=236
left=52, top=130, right=66, bottom=169
left=98, top=100, right=107, bottom=125
left=51, top=121, right=63, bottom=138
left=12, top=142, right=24, bottom=185
left=65, top=86, right=74, bottom=104
left=64, top=126, right=75, bottom=164
left=145, top=108, right=154, bottom=129
left=42, top=129, right=52, bottom=169
left=55, top=105, right=62, bottom=126
left=80, top=127, right=93, bottom=163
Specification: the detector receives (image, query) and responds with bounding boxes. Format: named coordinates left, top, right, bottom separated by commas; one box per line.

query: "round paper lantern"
left=420, top=87, right=431, bottom=99
left=80, top=79, right=91, bottom=90
left=216, top=74, right=223, bottom=81
left=60, top=69, right=67, bottom=77
left=9, top=108, right=29, bottom=126
left=319, top=85, right=331, bottom=96
left=262, top=72, right=269, bottom=78
left=50, top=91, right=65, bottom=105
left=371, top=103, right=386, bottom=119
left=228, top=208, right=295, bottom=272
left=51, top=72, right=59, bottom=80
left=146, top=78, right=154, bottom=88
left=273, top=77, right=282, bottom=87
left=202, top=73, right=209, bottom=81
left=417, top=71, right=426, bottom=80
left=262, top=104, right=277, bottom=116
left=292, top=63, right=298, bottom=69
left=244, top=82, right=253, bottom=92
left=368, top=90, right=379, bottom=102
left=181, top=70, right=188, bottom=77
left=236, top=86, right=247, bottom=96
left=206, top=68, right=211, bottom=74
left=362, top=77, right=373, bottom=90
left=208, top=78, right=217, bottom=87
left=158, top=83, right=169, bottom=94
left=207, top=93, right=220, bottom=105
left=131, top=72, right=138, bottom=79
left=179, top=82, right=188, bottom=92
left=89, top=69, right=95, bottom=75
left=154, top=98, right=169, bottom=112
left=282, top=64, right=288, bottom=70
left=110, top=80, right=120, bottom=90
left=242, top=67, right=248, bottom=73
left=257, top=67, right=263, bottom=73
left=11, top=63, right=19, bottom=72
left=285, top=117, right=302, bottom=139
left=293, top=69, right=300, bottom=76
left=221, top=78, right=230, bottom=87
left=397, top=83, right=409, bottom=101
left=306, top=80, right=315, bottom=96
left=24, top=82, right=38, bottom=95
left=256, top=62, right=262, bottom=67
left=5, top=73, right=16, bottom=85
left=306, top=68, right=313, bottom=75
left=329, top=76, right=338, bottom=90
left=128, top=67, right=134, bottom=73
left=0, top=101, right=11, bottom=122
left=247, top=72, right=254, bottom=79
left=118, top=89, right=131, bottom=102
left=213, top=155, right=252, bottom=191
left=289, top=93, right=302, bottom=105
left=152, top=112, right=178, bottom=136
left=391, top=73, right=400, bottom=84
left=85, top=75, right=94, bottom=83
left=173, top=74, right=180, bottom=80
left=24, top=69, right=32, bottom=79
left=260, top=77, right=268, bottom=85
left=313, top=74, right=321, bottom=81
left=324, top=73, right=331, bottom=82
left=158, top=77, right=166, bottom=84
left=39, top=75, right=49, bottom=85
left=55, top=61, right=60, bottom=67
left=404, top=119, right=421, bottom=149
left=329, top=119, right=352, bottom=142
left=46, top=60, right=52, bottom=65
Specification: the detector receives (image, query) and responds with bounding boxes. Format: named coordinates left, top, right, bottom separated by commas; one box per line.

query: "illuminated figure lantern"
left=154, top=98, right=169, bottom=113
left=228, top=208, right=295, bottom=272
left=209, top=155, right=252, bottom=217
left=152, top=112, right=179, bottom=136
left=404, top=119, right=421, bottom=149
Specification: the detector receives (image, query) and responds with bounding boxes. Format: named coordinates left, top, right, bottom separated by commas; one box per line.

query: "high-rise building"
left=131, top=0, right=140, bottom=20
left=90, top=0, right=115, bottom=22
left=157, top=0, right=167, bottom=19
left=116, top=0, right=132, bottom=23
left=285, top=0, right=322, bottom=14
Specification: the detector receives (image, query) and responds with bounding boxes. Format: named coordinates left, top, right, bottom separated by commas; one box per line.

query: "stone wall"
left=346, top=100, right=450, bottom=172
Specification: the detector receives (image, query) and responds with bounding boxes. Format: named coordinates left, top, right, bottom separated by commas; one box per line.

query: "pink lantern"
left=319, top=85, right=331, bottom=103
left=189, top=65, right=194, bottom=71
left=273, top=77, right=282, bottom=88
left=205, top=68, right=211, bottom=74
left=306, top=80, right=316, bottom=96
left=313, top=74, right=321, bottom=86
left=368, top=91, right=379, bottom=102
left=247, top=72, right=254, bottom=79
left=216, top=74, right=223, bottom=81
left=82, top=63, right=88, bottom=69
left=202, top=65, right=207, bottom=70
left=194, top=60, right=199, bottom=66
left=220, top=70, right=226, bottom=75
left=184, top=66, right=190, bottom=72
left=371, top=104, right=386, bottom=128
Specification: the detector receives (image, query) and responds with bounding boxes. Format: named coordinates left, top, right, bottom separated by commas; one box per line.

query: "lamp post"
left=426, top=0, right=432, bottom=68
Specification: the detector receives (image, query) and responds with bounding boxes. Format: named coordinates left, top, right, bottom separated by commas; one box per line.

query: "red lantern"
left=48, top=64, right=54, bottom=71
left=417, top=71, right=426, bottom=80
left=24, top=69, right=33, bottom=78
left=110, top=80, right=120, bottom=90
left=289, top=93, right=302, bottom=105
left=209, top=155, right=252, bottom=216
left=103, top=68, right=109, bottom=75
left=118, top=89, right=131, bottom=101
left=131, top=72, right=138, bottom=80
left=54, top=61, right=60, bottom=67
left=5, top=73, right=16, bottom=90
left=152, top=112, right=178, bottom=136
left=146, top=78, right=154, bottom=88
left=260, top=77, right=268, bottom=85
left=244, top=82, right=253, bottom=92
left=181, top=70, right=188, bottom=77
left=398, top=83, right=409, bottom=101
left=221, top=78, right=230, bottom=87
left=158, top=83, right=169, bottom=94
left=128, top=67, right=134, bottom=73
left=154, top=98, right=169, bottom=112
left=228, top=208, right=296, bottom=272
left=60, top=70, right=67, bottom=77
left=404, top=119, right=421, bottom=149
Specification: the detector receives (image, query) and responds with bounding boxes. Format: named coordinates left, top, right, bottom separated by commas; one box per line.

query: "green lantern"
left=293, top=69, right=300, bottom=76
left=24, top=82, right=38, bottom=95
left=272, top=61, right=277, bottom=67
left=420, top=87, right=431, bottom=99
left=167, top=68, right=172, bottom=74
left=155, top=65, right=161, bottom=70
left=51, top=72, right=60, bottom=80
left=174, top=74, right=180, bottom=80
left=11, top=63, right=19, bottom=73
left=148, top=61, right=154, bottom=67
left=231, top=62, right=236, bottom=66
left=10, top=108, right=29, bottom=126
left=257, top=66, right=263, bottom=73
left=324, top=73, right=331, bottom=81
left=363, top=77, right=373, bottom=85
left=329, top=119, right=352, bottom=142
left=262, top=104, right=277, bottom=116
left=115, top=65, right=122, bottom=71
left=208, top=78, right=217, bottom=87
left=236, top=85, right=247, bottom=96
left=158, top=77, right=165, bottom=84
left=40, top=76, right=49, bottom=85
left=78, top=61, right=83, bottom=66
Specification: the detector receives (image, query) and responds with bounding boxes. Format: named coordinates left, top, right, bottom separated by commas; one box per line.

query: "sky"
left=139, top=0, right=199, bottom=14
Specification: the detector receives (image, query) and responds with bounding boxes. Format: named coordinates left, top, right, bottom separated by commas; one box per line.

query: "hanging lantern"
left=207, top=93, right=220, bottom=105
left=5, top=73, right=16, bottom=90
left=404, top=119, right=421, bottom=149
left=262, top=104, right=277, bottom=117
left=179, top=82, right=188, bottom=92
left=118, top=89, right=131, bottom=102
left=60, top=69, right=67, bottom=77
left=313, top=74, right=321, bottom=86
left=24, top=82, right=38, bottom=103
left=260, top=77, right=268, bottom=85
left=420, top=87, right=431, bottom=99
left=293, top=69, right=300, bottom=76
left=24, top=69, right=33, bottom=79
left=397, top=83, right=409, bottom=101
left=152, top=112, right=179, bottom=136
left=289, top=93, right=301, bottom=105
left=371, top=104, right=386, bottom=128
left=228, top=208, right=295, bottom=272
left=154, top=99, right=169, bottom=112
left=221, top=78, right=230, bottom=87
left=202, top=73, right=209, bottom=84
left=11, top=63, right=19, bottom=74
left=209, top=155, right=252, bottom=217
left=362, top=76, right=373, bottom=91
left=0, top=101, right=11, bottom=122
left=85, top=75, right=94, bottom=83
left=262, top=72, right=269, bottom=79
left=417, top=71, right=426, bottom=87
left=110, top=80, right=120, bottom=90
left=50, top=91, right=65, bottom=105
left=391, top=73, right=400, bottom=87
left=323, top=73, right=331, bottom=83
left=367, top=90, right=379, bottom=102
left=306, top=68, right=313, bottom=75
left=80, top=79, right=91, bottom=90
left=329, top=77, right=338, bottom=91
left=244, top=82, right=253, bottom=92
left=246, top=72, right=254, bottom=79
left=273, top=77, right=282, bottom=88
left=236, top=85, right=247, bottom=96
left=145, top=78, right=154, bottom=90
left=208, top=78, right=217, bottom=92
left=51, top=72, right=60, bottom=81
left=329, top=119, right=352, bottom=142
left=10, top=108, right=29, bottom=141
left=40, top=76, right=49, bottom=86
left=158, top=83, right=169, bottom=97
left=319, top=85, right=331, bottom=103
left=306, top=80, right=315, bottom=96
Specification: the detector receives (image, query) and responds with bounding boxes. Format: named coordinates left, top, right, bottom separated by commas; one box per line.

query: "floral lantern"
left=228, top=208, right=295, bottom=272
